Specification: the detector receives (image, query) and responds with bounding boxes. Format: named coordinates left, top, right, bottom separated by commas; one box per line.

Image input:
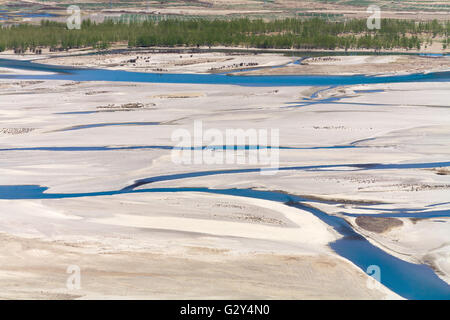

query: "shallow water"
left=56, top=122, right=161, bottom=131
left=342, top=208, right=450, bottom=219
left=120, top=161, right=450, bottom=190
left=1, top=58, right=450, bottom=87
left=0, top=144, right=359, bottom=152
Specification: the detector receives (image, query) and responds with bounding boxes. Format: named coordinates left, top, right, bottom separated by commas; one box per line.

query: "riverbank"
left=2, top=46, right=449, bottom=76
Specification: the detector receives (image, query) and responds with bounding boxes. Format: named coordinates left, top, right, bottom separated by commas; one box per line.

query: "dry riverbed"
left=0, top=51, right=449, bottom=299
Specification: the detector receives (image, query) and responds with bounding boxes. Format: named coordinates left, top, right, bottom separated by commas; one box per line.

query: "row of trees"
left=0, top=17, right=448, bottom=52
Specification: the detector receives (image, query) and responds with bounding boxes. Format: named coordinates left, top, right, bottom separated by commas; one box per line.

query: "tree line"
left=0, top=17, right=448, bottom=52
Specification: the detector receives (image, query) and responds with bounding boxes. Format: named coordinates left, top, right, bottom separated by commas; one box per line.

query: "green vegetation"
left=0, top=17, right=448, bottom=52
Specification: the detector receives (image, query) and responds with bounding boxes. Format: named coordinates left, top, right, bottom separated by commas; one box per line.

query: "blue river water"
left=1, top=58, right=449, bottom=299
left=56, top=122, right=161, bottom=132
left=1, top=58, right=450, bottom=87
left=0, top=144, right=359, bottom=152
left=0, top=183, right=448, bottom=300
